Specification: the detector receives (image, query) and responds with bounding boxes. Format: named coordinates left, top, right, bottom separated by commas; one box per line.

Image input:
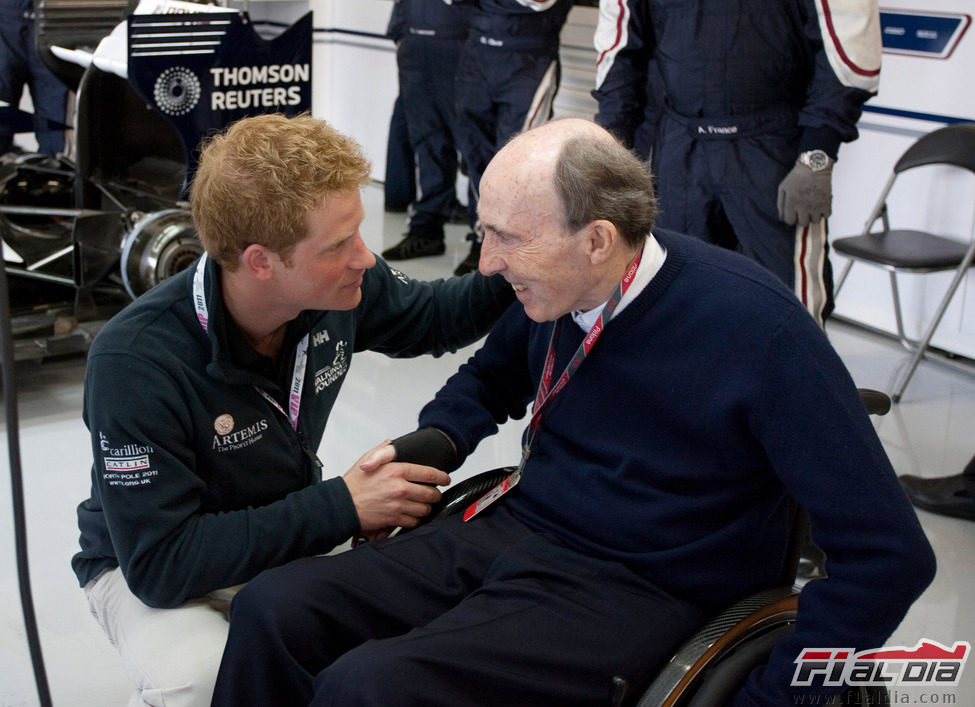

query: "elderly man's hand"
left=343, top=441, right=451, bottom=540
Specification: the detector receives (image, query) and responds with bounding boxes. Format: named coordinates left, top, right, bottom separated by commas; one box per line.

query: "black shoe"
left=454, top=236, right=481, bottom=276
left=900, top=473, right=975, bottom=521
left=382, top=234, right=446, bottom=261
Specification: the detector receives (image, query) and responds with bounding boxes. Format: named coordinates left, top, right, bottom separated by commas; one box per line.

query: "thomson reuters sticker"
left=154, top=66, right=202, bottom=116
left=214, top=414, right=234, bottom=436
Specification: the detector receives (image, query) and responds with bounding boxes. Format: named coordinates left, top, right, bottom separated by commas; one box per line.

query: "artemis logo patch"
left=793, top=640, right=969, bottom=688
left=212, top=417, right=270, bottom=452
left=214, top=414, right=234, bottom=436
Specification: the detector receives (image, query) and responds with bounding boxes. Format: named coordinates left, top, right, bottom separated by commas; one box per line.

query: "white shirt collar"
left=571, top=234, right=666, bottom=331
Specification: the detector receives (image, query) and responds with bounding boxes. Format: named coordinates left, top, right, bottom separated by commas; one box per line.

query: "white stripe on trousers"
left=522, top=59, right=560, bottom=131
left=794, top=219, right=829, bottom=327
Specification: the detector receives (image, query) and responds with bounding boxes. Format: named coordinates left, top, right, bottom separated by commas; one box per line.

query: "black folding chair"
left=832, top=123, right=975, bottom=402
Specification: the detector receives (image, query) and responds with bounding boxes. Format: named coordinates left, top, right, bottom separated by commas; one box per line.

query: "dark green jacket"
left=72, top=255, right=512, bottom=608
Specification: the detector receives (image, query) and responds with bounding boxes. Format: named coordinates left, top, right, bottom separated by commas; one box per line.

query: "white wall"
left=306, top=0, right=399, bottom=178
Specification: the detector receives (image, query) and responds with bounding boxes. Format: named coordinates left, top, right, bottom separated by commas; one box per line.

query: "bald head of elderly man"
left=476, top=117, right=655, bottom=323
left=211, top=118, right=935, bottom=707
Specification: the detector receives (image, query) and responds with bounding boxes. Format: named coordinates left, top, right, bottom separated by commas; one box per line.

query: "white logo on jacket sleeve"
left=312, top=329, right=330, bottom=347
left=314, top=340, right=349, bottom=392
left=388, top=267, right=411, bottom=285
left=104, top=456, right=151, bottom=472
left=99, top=432, right=159, bottom=488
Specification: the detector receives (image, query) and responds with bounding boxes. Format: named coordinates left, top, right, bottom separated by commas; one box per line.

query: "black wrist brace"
left=390, top=427, right=459, bottom=472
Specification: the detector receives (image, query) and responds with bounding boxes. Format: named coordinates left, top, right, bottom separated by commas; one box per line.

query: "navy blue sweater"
left=418, top=229, right=935, bottom=705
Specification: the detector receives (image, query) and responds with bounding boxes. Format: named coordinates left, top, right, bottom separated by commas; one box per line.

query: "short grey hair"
left=552, top=136, right=658, bottom=247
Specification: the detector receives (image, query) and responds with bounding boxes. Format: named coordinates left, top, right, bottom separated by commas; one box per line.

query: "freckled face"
left=277, top=189, right=376, bottom=313
left=476, top=154, right=596, bottom=322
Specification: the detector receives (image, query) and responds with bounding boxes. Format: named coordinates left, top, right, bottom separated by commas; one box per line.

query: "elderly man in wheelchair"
left=210, top=118, right=935, bottom=706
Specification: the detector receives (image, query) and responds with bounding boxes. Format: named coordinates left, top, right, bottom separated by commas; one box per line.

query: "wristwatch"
left=798, top=149, right=832, bottom=172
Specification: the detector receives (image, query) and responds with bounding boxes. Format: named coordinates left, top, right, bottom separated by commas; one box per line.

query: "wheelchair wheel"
left=638, top=589, right=798, bottom=706
left=638, top=588, right=889, bottom=706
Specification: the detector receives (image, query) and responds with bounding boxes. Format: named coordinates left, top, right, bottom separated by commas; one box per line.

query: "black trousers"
left=0, top=13, right=67, bottom=155
left=454, top=44, right=561, bottom=230
left=212, top=505, right=705, bottom=707
left=397, top=34, right=463, bottom=236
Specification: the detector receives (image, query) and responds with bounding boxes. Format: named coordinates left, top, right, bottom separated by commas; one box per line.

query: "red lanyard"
left=463, top=247, right=645, bottom=523
left=526, top=246, right=644, bottom=443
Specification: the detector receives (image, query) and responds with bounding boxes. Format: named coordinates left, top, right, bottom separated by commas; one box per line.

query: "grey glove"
left=777, top=158, right=833, bottom=227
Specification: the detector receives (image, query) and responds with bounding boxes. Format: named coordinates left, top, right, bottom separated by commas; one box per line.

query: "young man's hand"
left=343, top=441, right=451, bottom=541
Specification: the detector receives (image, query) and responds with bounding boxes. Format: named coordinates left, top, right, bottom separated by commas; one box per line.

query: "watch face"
left=804, top=150, right=829, bottom=171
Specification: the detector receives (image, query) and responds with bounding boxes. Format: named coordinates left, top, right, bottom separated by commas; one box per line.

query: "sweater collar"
left=571, top=234, right=666, bottom=331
